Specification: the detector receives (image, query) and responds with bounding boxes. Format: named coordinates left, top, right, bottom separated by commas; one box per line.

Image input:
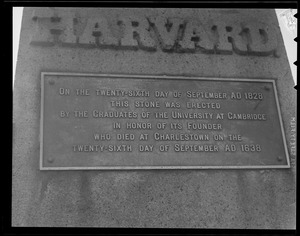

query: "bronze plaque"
left=40, top=73, right=290, bottom=170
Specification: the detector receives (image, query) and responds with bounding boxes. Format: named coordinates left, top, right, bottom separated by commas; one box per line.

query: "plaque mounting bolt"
left=49, top=80, right=55, bottom=85
left=264, top=86, right=270, bottom=91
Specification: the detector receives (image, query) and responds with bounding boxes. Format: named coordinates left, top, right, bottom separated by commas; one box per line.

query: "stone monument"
left=13, top=7, right=296, bottom=228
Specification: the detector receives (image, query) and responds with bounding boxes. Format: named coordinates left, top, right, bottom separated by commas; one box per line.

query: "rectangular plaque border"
left=40, top=72, right=290, bottom=170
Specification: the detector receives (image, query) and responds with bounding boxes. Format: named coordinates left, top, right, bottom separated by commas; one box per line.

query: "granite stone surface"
left=13, top=8, right=296, bottom=228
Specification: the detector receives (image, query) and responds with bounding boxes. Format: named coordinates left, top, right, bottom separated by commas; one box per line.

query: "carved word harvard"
left=31, top=9, right=280, bottom=57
